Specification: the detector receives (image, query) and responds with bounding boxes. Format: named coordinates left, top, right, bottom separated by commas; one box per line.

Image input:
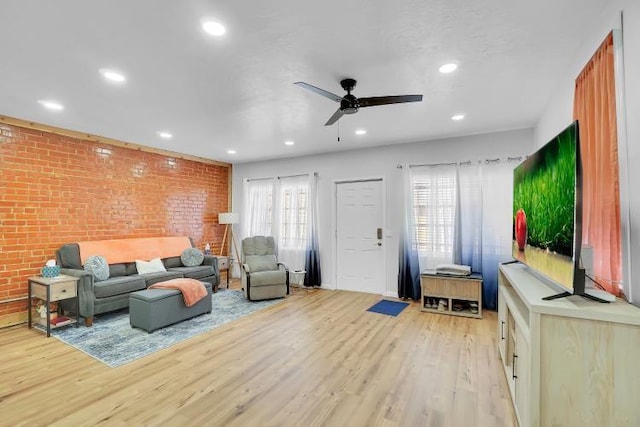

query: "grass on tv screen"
left=512, top=124, right=577, bottom=290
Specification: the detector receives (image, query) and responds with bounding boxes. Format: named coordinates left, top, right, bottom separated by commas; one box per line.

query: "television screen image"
left=512, top=122, right=580, bottom=292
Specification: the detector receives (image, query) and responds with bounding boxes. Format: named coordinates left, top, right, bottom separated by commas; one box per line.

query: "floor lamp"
left=218, top=213, right=240, bottom=272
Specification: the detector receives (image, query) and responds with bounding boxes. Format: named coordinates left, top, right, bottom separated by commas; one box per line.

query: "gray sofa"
left=56, top=238, right=219, bottom=326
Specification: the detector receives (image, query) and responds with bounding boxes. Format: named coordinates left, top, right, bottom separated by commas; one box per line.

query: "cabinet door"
left=497, top=288, right=507, bottom=361
left=514, top=322, right=530, bottom=427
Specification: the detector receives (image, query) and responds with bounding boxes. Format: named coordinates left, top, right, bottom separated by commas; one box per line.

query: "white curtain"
left=398, top=166, right=421, bottom=299
left=243, top=178, right=274, bottom=237
left=305, top=173, right=321, bottom=286
left=402, top=160, right=516, bottom=309
left=410, top=164, right=458, bottom=270
left=454, top=163, right=483, bottom=272
left=479, top=160, right=515, bottom=309
left=276, top=175, right=309, bottom=270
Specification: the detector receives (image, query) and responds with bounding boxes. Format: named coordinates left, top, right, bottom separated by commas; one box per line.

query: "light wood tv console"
left=498, top=263, right=640, bottom=427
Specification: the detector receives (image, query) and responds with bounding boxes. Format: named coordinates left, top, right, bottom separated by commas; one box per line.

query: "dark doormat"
left=366, top=300, right=409, bottom=317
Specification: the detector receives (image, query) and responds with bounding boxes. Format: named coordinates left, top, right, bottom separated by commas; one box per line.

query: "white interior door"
left=336, top=180, right=385, bottom=294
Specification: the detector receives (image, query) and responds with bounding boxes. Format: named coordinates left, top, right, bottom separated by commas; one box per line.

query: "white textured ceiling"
left=0, top=0, right=608, bottom=163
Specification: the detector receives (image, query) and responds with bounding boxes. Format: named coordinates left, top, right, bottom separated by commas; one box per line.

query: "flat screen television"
left=511, top=121, right=586, bottom=299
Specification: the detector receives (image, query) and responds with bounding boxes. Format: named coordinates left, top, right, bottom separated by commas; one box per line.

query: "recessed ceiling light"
left=37, top=100, right=64, bottom=111
left=99, top=69, right=126, bottom=83
left=451, top=114, right=465, bottom=121
left=202, top=21, right=226, bottom=36
left=227, top=149, right=237, bottom=154
left=157, top=131, right=173, bottom=139
left=284, top=140, right=295, bottom=146
left=355, top=129, right=367, bottom=135
left=439, top=63, right=458, bottom=74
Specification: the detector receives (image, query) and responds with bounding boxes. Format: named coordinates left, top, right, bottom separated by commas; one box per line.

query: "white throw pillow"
left=135, top=257, right=167, bottom=275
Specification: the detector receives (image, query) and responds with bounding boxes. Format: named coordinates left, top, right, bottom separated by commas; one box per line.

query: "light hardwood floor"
left=0, top=283, right=517, bottom=427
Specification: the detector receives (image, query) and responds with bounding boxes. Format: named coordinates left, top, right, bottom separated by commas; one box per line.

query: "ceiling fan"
left=294, top=78, right=423, bottom=126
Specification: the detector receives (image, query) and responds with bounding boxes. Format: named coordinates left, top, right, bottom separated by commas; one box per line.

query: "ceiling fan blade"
left=324, top=108, right=345, bottom=126
left=359, top=95, right=423, bottom=108
left=294, top=82, right=344, bottom=103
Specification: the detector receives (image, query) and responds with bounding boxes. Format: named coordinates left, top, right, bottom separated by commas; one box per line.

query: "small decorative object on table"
left=41, top=259, right=60, bottom=278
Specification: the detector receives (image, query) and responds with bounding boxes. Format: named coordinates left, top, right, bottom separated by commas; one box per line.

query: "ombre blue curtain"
left=304, top=173, right=321, bottom=286
left=453, top=161, right=513, bottom=310
left=398, top=167, right=421, bottom=300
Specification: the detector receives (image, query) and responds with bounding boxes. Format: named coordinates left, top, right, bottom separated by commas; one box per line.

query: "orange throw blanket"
left=148, top=278, right=208, bottom=307
left=78, top=236, right=192, bottom=265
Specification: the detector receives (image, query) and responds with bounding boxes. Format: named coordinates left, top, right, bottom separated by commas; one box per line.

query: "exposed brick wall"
left=0, top=123, right=230, bottom=325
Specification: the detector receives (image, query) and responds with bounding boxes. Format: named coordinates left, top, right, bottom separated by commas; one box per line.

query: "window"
left=411, top=166, right=457, bottom=268
left=245, top=178, right=274, bottom=237
left=279, top=178, right=309, bottom=249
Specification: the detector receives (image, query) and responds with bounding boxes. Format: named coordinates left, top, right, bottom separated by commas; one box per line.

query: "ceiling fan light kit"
left=294, top=78, right=423, bottom=126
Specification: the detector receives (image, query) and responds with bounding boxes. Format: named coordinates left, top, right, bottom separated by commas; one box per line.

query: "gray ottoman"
left=129, top=282, right=212, bottom=332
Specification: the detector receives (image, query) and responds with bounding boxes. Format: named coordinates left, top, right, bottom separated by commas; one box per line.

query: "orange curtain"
left=573, top=32, right=622, bottom=295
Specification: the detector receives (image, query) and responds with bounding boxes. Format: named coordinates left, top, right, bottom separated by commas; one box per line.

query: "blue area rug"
left=367, top=300, right=409, bottom=317
left=52, top=289, right=282, bottom=368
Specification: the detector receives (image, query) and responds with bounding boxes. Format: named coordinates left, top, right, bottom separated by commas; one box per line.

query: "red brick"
left=0, top=124, right=230, bottom=320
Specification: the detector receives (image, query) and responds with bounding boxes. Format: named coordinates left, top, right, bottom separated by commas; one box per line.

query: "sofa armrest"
left=277, top=262, right=290, bottom=295
left=241, top=263, right=251, bottom=275
left=201, top=255, right=220, bottom=277
left=60, top=268, right=95, bottom=319
left=277, top=262, right=289, bottom=273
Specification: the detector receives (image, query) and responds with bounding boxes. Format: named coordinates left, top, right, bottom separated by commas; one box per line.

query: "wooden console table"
left=498, top=263, right=640, bottom=426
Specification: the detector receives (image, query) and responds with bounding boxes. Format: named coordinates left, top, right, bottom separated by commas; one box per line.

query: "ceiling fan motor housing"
left=341, top=94, right=359, bottom=114
left=340, top=78, right=357, bottom=92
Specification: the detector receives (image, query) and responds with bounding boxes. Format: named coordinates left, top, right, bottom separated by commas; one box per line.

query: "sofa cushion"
left=84, top=255, right=110, bottom=281
left=109, top=263, right=127, bottom=277
left=125, top=262, right=137, bottom=276
left=141, top=271, right=184, bottom=287
left=168, top=265, right=215, bottom=280
left=246, top=254, right=277, bottom=272
left=163, top=256, right=183, bottom=269
left=57, top=243, right=82, bottom=269
left=181, top=248, right=204, bottom=267
left=93, top=275, right=146, bottom=298
left=135, top=258, right=167, bottom=275
left=249, top=270, right=286, bottom=287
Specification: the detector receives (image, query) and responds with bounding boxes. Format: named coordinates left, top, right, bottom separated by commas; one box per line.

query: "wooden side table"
left=217, top=256, right=230, bottom=288
left=28, top=274, right=80, bottom=337
left=420, top=271, right=483, bottom=319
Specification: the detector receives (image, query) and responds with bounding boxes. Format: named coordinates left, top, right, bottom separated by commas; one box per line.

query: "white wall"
left=535, top=0, right=640, bottom=303
left=232, top=129, right=534, bottom=296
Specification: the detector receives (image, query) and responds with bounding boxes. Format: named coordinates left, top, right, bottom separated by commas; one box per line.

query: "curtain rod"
left=407, top=162, right=457, bottom=168
left=246, top=176, right=274, bottom=182
left=277, top=172, right=318, bottom=179
left=247, top=172, right=318, bottom=182
left=397, top=156, right=524, bottom=169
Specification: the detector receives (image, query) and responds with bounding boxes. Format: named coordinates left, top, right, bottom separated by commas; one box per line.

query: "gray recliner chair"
left=241, top=236, right=289, bottom=301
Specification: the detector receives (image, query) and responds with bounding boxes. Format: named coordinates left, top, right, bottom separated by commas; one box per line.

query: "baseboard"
left=0, top=312, right=27, bottom=328
left=319, top=283, right=336, bottom=290
left=383, top=291, right=399, bottom=298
